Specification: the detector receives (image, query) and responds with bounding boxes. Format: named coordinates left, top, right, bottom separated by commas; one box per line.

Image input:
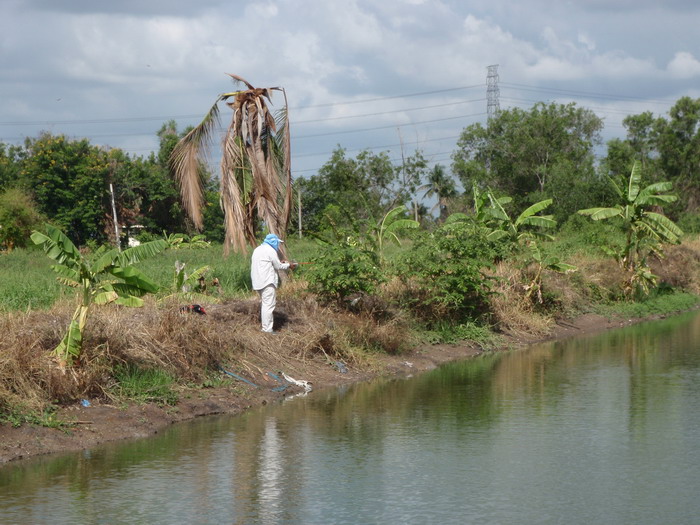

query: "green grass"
left=0, top=238, right=326, bottom=311
left=133, top=244, right=252, bottom=295
left=0, top=247, right=69, bottom=311
left=0, top=405, right=67, bottom=429
left=596, top=291, right=700, bottom=319
left=112, top=364, right=179, bottom=405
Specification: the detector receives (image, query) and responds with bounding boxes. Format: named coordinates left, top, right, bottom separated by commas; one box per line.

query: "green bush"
left=395, top=219, right=496, bottom=323
left=304, top=240, right=385, bottom=302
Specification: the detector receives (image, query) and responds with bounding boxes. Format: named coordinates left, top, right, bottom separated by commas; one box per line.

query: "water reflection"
left=2, top=311, right=700, bottom=524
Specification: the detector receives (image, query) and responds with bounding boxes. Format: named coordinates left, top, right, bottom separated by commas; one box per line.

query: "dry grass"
left=488, top=262, right=554, bottom=338
left=0, top=286, right=416, bottom=415
left=651, top=239, right=700, bottom=295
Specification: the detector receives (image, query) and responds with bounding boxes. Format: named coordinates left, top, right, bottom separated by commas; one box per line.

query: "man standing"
left=250, top=233, right=296, bottom=333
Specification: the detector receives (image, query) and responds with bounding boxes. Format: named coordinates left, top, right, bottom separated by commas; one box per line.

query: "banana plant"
left=487, top=195, right=556, bottom=243
left=522, top=241, right=577, bottom=303
left=159, top=260, right=217, bottom=305
left=371, top=205, right=419, bottom=264
left=164, top=232, right=211, bottom=250
left=31, top=225, right=169, bottom=366
left=578, top=161, right=682, bottom=294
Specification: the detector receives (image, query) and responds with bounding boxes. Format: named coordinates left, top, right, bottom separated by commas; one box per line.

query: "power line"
left=0, top=110, right=486, bottom=143
left=295, top=133, right=462, bottom=158
left=0, top=84, right=485, bottom=127
left=293, top=112, right=486, bottom=140
left=500, top=82, right=679, bottom=105
left=293, top=97, right=486, bottom=125
left=292, top=83, right=484, bottom=109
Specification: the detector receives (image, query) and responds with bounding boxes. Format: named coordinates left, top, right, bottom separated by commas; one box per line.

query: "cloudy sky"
left=1, top=0, right=699, bottom=179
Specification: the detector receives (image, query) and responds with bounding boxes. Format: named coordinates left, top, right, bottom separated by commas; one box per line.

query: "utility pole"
left=108, top=160, right=121, bottom=251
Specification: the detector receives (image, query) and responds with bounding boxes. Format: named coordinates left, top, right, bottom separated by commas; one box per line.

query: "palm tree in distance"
left=170, top=74, right=292, bottom=254
left=419, top=164, right=457, bottom=222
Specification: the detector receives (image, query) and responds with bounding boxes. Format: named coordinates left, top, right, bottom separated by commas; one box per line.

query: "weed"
left=422, top=320, right=498, bottom=347
left=0, top=405, right=67, bottom=429
left=111, top=364, right=179, bottom=406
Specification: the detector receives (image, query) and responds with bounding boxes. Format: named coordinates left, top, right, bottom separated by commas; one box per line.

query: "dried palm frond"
left=170, top=74, right=293, bottom=254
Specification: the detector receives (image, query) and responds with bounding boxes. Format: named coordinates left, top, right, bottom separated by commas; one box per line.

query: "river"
left=2, top=311, right=700, bottom=524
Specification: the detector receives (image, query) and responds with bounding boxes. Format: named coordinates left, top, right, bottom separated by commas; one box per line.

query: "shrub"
left=394, top=218, right=496, bottom=323
left=304, top=240, right=385, bottom=303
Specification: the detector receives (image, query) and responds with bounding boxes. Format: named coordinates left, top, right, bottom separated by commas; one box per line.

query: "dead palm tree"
left=170, top=74, right=293, bottom=254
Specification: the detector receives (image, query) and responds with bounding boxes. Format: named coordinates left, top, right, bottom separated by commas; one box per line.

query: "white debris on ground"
left=282, top=372, right=313, bottom=393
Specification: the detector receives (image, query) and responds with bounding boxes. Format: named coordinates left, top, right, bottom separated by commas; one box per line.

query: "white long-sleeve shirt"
left=250, top=243, right=290, bottom=290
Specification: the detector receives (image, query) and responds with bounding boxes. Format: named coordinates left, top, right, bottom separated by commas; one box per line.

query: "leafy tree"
left=578, top=161, right=682, bottom=295
left=108, top=127, right=190, bottom=240
left=452, top=102, right=603, bottom=213
left=655, top=97, right=700, bottom=212
left=21, top=133, right=110, bottom=245
left=606, top=97, right=700, bottom=216
left=318, top=147, right=397, bottom=219
left=0, top=187, right=43, bottom=250
left=0, top=143, right=24, bottom=191
left=31, top=225, right=169, bottom=366
left=622, top=112, right=661, bottom=175
left=296, top=147, right=426, bottom=235
left=396, top=148, right=429, bottom=221
left=200, top=179, right=226, bottom=242
left=171, top=74, right=292, bottom=254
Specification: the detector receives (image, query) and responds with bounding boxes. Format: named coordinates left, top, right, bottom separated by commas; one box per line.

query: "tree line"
left=1, top=96, right=699, bottom=252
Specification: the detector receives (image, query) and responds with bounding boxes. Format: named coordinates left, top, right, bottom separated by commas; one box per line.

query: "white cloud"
left=667, top=52, right=700, bottom=79
left=577, top=32, right=596, bottom=52
left=1, top=0, right=699, bottom=167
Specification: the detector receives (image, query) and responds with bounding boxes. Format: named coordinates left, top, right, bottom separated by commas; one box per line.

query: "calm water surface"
left=2, top=311, right=700, bottom=524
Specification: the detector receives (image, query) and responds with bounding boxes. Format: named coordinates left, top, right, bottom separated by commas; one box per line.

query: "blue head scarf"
left=263, top=233, right=283, bottom=251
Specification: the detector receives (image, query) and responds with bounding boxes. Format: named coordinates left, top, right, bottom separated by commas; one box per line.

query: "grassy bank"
left=1, top=235, right=699, bottom=425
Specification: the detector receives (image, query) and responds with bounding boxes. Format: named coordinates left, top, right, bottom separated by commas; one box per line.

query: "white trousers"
left=258, top=284, right=277, bottom=332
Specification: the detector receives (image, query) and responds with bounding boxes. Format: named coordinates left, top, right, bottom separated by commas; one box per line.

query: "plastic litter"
left=281, top=372, right=313, bottom=393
